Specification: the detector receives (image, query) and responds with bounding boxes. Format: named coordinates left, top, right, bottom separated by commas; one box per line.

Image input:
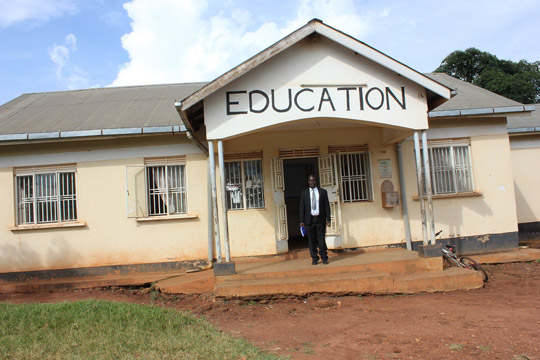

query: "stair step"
left=216, top=256, right=442, bottom=282
left=214, top=267, right=483, bottom=298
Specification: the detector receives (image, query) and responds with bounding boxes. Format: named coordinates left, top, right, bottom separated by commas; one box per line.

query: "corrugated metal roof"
left=0, top=83, right=206, bottom=138
left=425, top=73, right=530, bottom=117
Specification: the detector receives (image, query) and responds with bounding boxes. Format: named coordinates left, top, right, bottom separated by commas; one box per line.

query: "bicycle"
left=438, top=231, right=489, bottom=282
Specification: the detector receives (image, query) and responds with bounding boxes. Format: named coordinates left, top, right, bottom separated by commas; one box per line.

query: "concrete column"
left=396, top=141, right=412, bottom=251
left=421, top=130, right=436, bottom=245
left=217, top=140, right=231, bottom=262
left=413, top=131, right=428, bottom=245
left=208, top=140, right=222, bottom=262
left=207, top=161, right=213, bottom=262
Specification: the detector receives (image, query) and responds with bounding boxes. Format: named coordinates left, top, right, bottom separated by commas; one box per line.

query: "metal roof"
left=426, top=73, right=534, bottom=118
left=507, top=104, right=540, bottom=134
left=0, top=82, right=206, bottom=141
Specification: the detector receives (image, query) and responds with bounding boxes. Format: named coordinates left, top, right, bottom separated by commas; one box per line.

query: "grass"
left=0, top=300, right=280, bottom=360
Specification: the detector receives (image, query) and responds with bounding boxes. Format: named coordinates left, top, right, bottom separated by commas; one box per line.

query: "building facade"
left=0, top=20, right=535, bottom=277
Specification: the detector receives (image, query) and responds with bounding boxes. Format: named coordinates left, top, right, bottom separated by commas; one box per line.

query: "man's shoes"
left=322, top=259, right=329, bottom=265
left=311, top=260, right=318, bottom=265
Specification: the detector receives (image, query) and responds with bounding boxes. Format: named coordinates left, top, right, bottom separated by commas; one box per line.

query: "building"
left=0, top=19, right=534, bottom=278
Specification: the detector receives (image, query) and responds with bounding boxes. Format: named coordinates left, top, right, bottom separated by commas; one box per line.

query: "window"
left=224, top=153, right=264, bottom=210
left=330, top=145, right=373, bottom=203
left=15, top=165, right=77, bottom=225
left=426, top=140, right=473, bottom=195
left=146, top=164, right=187, bottom=216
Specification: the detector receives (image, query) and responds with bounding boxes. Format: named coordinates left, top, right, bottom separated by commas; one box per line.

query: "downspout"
left=175, top=101, right=213, bottom=264
left=396, top=141, right=412, bottom=251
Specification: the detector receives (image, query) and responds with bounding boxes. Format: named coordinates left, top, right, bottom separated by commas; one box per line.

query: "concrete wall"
left=510, top=135, right=540, bottom=225
left=0, top=135, right=209, bottom=273
left=402, top=120, right=518, bottom=245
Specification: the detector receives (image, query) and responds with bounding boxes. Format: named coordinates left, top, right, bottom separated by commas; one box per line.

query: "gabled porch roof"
left=178, top=19, right=452, bottom=131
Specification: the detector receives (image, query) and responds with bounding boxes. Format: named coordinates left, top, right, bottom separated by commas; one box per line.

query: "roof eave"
left=0, top=125, right=186, bottom=144
left=428, top=104, right=535, bottom=119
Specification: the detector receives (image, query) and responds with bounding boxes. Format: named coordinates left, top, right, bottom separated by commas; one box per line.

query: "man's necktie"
left=311, top=189, right=316, bottom=210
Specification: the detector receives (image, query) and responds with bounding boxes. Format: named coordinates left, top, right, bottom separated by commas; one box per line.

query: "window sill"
left=10, top=221, right=87, bottom=232
left=136, top=214, right=198, bottom=222
left=412, top=191, right=483, bottom=201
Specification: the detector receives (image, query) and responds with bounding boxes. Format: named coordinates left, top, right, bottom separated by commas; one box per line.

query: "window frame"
left=424, top=139, right=475, bottom=196
left=14, top=165, right=78, bottom=226
left=338, top=149, right=374, bottom=203
left=145, top=162, right=188, bottom=217
left=224, top=155, right=265, bottom=211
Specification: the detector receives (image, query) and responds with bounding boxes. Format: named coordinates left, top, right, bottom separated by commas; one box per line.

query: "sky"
left=1, top=0, right=539, bottom=106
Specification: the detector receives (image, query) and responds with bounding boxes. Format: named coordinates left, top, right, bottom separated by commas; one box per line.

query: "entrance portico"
left=177, top=19, right=451, bottom=265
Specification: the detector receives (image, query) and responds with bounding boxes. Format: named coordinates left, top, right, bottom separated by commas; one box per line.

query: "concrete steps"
left=214, top=267, right=483, bottom=298
left=213, top=252, right=482, bottom=298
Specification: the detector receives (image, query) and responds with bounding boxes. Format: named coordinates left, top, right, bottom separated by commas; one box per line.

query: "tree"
left=435, top=48, right=540, bottom=104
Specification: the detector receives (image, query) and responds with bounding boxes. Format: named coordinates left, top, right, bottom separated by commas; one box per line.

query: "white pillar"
left=208, top=140, right=222, bottom=262
left=396, top=141, right=412, bottom=251
left=413, top=131, right=428, bottom=245
left=421, top=130, right=436, bottom=245
left=218, top=140, right=231, bottom=262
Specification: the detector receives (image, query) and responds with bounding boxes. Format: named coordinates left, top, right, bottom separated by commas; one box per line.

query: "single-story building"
left=0, top=19, right=535, bottom=277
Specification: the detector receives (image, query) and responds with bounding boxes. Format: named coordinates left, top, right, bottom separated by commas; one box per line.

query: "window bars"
left=224, top=159, right=265, bottom=210
left=339, top=152, right=373, bottom=202
left=428, top=145, right=473, bottom=194
left=16, top=171, right=77, bottom=225
left=146, top=164, right=187, bottom=216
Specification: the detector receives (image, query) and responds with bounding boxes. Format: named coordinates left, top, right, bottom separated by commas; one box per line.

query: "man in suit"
left=299, top=174, right=331, bottom=265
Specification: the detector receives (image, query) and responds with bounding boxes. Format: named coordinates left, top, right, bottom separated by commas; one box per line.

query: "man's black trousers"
left=306, top=216, right=328, bottom=262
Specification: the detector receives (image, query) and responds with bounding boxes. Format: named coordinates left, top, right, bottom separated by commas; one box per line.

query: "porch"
left=156, top=248, right=486, bottom=297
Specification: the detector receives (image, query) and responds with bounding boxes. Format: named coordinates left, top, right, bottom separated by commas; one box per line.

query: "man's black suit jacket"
left=299, top=187, right=331, bottom=226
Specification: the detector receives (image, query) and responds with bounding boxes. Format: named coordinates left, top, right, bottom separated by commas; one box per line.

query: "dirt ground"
left=1, top=261, right=539, bottom=359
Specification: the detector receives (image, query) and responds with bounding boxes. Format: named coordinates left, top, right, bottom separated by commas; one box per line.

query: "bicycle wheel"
left=459, top=256, right=489, bottom=282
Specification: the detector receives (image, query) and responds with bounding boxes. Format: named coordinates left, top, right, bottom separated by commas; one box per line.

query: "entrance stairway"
left=213, top=248, right=483, bottom=298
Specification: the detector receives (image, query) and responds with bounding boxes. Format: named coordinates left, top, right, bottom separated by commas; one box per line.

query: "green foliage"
left=435, top=48, right=540, bottom=104
left=0, top=300, right=279, bottom=360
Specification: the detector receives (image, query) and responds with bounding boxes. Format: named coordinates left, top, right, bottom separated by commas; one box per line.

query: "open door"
left=126, top=165, right=147, bottom=218
left=319, top=154, right=342, bottom=248
left=270, top=157, right=289, bottom=253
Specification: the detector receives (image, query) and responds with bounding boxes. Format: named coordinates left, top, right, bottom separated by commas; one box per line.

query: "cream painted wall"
left=204, top=36, right=429, bottom=139
left=402, top=125, right=518, bottom=242
left=510, top=137, right=540, bottom=224
left=0, top=135, right=209, bottom=273
left=219, top=123, right=408, bottom=254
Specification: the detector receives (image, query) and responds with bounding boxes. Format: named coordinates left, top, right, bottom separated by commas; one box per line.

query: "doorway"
left=283, top=157, right=319, bottom=250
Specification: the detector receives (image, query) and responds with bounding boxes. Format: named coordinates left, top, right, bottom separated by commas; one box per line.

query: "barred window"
left=15, top=166, right=77, bottom=225
left=427, top=141, right=473, bottom=195
left=339, top=152, right=373, bottom=202
left=224, top=159, right=264, bottom=210
left=146, top=164, right=187, bottom=216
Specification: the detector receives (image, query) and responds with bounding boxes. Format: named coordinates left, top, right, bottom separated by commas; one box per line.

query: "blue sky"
left=1, top=0, right=539, bottom=105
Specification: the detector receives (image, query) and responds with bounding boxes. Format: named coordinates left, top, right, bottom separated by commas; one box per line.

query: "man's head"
left=308, top=175, right=317, bottom=189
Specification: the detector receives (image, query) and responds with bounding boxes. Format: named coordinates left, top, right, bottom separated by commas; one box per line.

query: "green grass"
left=0, top=300, right=279, bottom=360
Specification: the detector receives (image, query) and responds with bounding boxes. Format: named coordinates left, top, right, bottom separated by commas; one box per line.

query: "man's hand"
left=326, top=221, right=331, bottom=227
left=299, top=222, right=305, bottom=228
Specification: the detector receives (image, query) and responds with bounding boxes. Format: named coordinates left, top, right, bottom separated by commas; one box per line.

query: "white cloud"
left=0, top=0, right=77, bottom=28
left=48, top=34, right=90, bottom=89
left=110, top=0, right=374, bottom=87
